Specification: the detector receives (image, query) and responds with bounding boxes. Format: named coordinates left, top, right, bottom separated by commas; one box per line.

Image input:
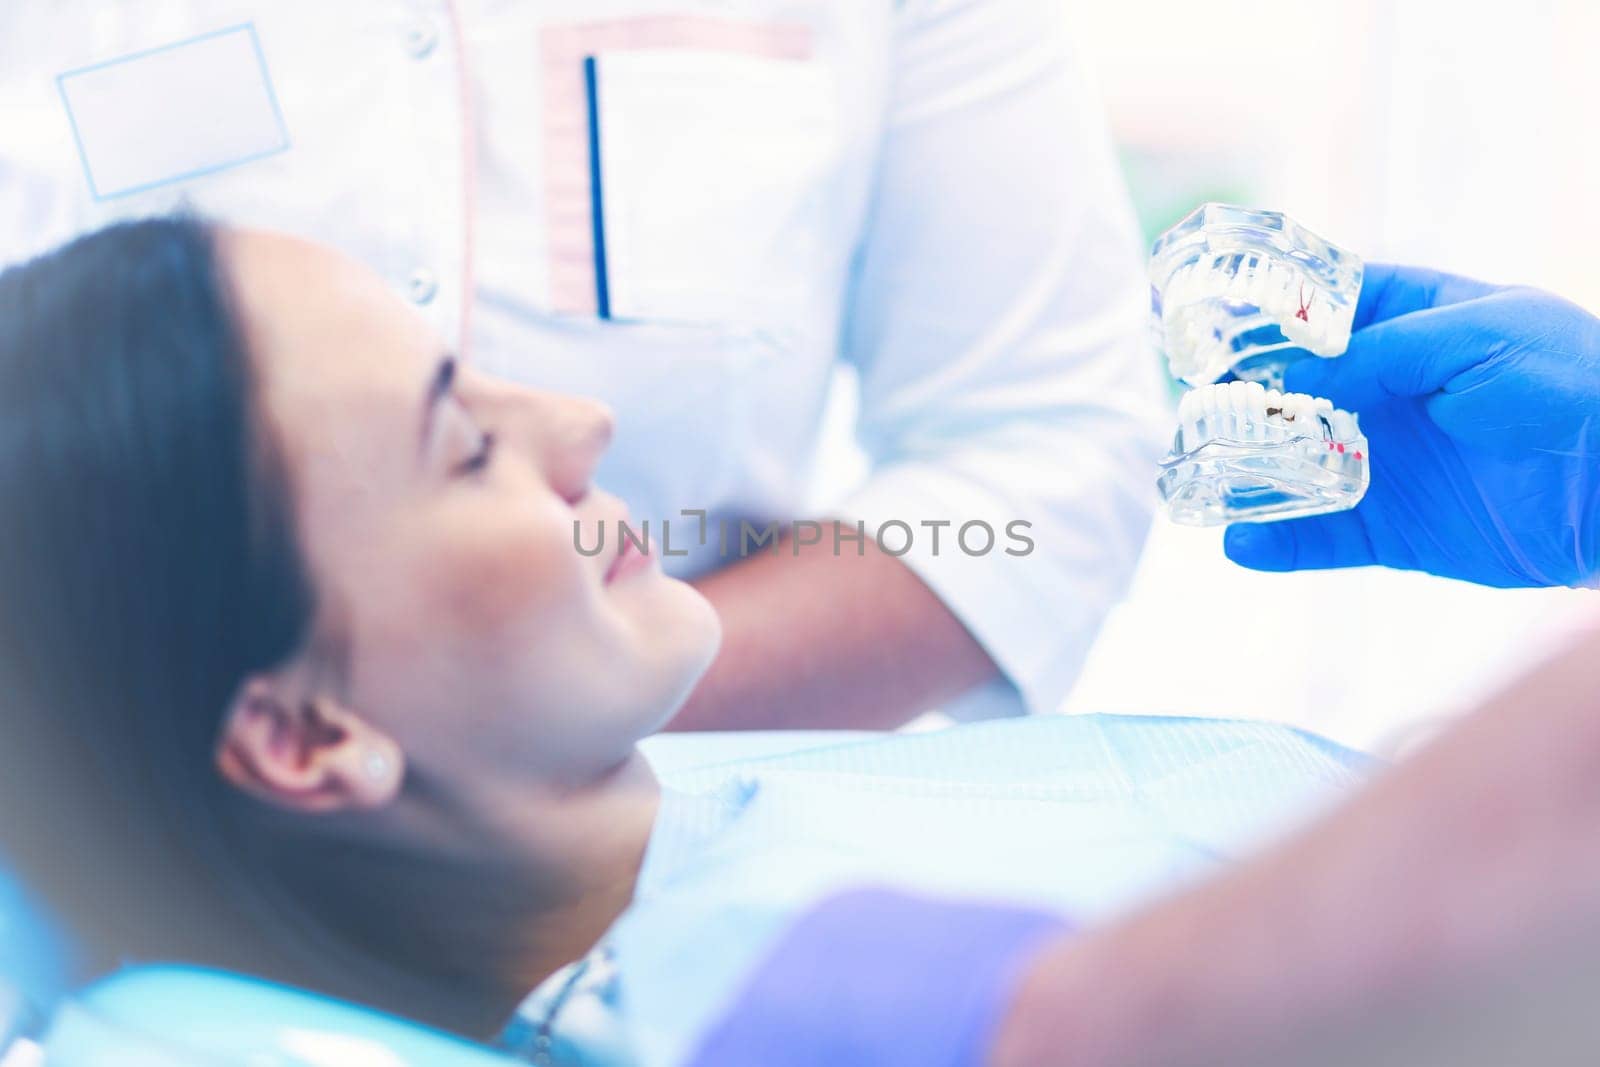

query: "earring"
left=363, top=748, right=392, bottom=783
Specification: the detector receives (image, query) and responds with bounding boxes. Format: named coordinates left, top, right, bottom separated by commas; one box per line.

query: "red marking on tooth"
left=1336, top=442, right=1345, bottom=453
left=1353, top=451, right=1364, bottom=460
left=1296, top=283, right=1312, bottom=322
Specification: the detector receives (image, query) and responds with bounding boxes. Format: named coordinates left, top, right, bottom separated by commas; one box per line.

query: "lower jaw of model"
left=1158, top=381, right=1369, bottom=527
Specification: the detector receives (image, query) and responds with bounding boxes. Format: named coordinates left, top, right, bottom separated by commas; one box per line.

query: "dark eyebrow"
left=419, top=354, right=457, bottom=457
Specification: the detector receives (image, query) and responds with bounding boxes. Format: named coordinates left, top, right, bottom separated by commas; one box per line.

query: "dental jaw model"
left=1150, top=205, right=1370, bottom=526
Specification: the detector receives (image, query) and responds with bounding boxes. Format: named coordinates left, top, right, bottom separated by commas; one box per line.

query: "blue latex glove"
left=1224, top=264, right=1600, bottom=587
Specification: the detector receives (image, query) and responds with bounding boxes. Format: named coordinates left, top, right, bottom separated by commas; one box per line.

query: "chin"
left=679, top=581, right=723, bottom=669
left=645, top=582, right=722, bottom=727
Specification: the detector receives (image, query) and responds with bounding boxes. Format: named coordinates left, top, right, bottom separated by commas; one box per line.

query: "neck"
left=505, top=754, right=662, bottom=990
left=399, top=749, right=662, bottom=1003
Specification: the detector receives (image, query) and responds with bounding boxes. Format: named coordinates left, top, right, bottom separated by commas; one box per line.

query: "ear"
left=216, top=677, right=405, bottom=814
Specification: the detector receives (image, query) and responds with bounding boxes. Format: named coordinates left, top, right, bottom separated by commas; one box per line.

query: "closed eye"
left=454, top=426, right=497, bottom=477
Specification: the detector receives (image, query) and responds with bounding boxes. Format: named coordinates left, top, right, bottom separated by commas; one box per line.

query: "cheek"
left=423, top=501, right=595, bottom=661
left=340, top=502, right=592, bottom=714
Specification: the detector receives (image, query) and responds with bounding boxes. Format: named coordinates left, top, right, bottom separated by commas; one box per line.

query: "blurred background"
left=820, top=0, right=1600, bottom=754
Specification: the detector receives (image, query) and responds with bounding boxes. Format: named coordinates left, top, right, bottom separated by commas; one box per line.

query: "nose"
left=535, top=392, right=614, bottom=505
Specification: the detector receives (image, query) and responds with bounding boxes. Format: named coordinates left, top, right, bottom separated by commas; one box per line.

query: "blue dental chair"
left=43, top=965, right=529, bottom=1066
left=0, top=864, right=71, bottom=1053
left=0, top=858, right=527, bottom=1065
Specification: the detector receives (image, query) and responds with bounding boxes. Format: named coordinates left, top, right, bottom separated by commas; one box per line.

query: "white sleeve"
left=837, top=0, right=1167, bottom=718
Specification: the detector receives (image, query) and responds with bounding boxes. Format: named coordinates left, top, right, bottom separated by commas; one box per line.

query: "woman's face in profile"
left=222, top=230, right=720, bottom=790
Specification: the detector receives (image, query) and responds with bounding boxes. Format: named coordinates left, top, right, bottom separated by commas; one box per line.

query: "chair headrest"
left=0, top=864, right=72, bottom=1046
left=42, top=964, right=524, bottom=1066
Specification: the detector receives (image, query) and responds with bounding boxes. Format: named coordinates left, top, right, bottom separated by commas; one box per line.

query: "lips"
left=604, top=522, right=654, bottom=584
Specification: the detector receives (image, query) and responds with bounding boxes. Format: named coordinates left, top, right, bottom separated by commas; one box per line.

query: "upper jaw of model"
left=1150, top=203, right=1364, bottom=388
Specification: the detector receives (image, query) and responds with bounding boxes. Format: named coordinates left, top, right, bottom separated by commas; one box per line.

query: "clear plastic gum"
left=1158, top=382, right=1369, bottom=527
left=1150, top=203, right=1364, bottom=390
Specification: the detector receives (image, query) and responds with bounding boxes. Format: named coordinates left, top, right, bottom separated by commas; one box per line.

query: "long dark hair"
left=0, top=219, right=507, bottom=1035
left=0, top=216, right=313, bottom=978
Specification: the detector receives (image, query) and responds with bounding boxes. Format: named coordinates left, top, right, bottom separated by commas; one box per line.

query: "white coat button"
left=405, top=20, right=439, bottom=59
left=407, top=268, right=438, bottom=305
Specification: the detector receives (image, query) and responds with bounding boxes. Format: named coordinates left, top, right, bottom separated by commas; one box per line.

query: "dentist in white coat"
left=0, top=0, right=1163, bottom=729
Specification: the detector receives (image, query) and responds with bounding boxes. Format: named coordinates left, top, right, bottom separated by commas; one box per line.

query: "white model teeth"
left=1160, top=255, right=1353, bottom=367
left=1326, top=407, right=1360, bottom=443
left=1177, top=382, right=1354, bottom=448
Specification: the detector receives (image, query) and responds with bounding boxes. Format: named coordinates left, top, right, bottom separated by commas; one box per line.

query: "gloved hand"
left=1224, top=264, right=1600, bottom=588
